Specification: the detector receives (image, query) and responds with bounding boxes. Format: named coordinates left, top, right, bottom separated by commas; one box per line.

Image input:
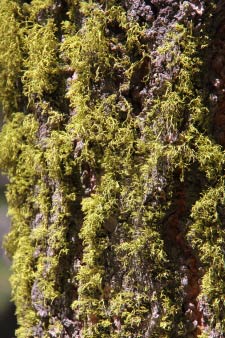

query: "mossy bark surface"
left=0, top=1, right=224, bottom=337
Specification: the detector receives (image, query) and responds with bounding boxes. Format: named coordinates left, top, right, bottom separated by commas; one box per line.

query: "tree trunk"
left=0, top=1, right=224, bottom=337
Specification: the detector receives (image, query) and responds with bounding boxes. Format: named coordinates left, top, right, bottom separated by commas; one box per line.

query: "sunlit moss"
left=0, top=0, right=224, bottom=337
left=0, top=0, right=23, bottom=115
left=22, top=19, right=59, bottom=100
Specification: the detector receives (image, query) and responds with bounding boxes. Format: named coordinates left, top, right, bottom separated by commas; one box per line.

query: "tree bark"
left=0, top=1, right=224, bottom=337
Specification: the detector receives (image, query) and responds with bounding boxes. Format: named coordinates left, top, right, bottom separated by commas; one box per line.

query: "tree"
left=0, top=1, right=224, bottom=337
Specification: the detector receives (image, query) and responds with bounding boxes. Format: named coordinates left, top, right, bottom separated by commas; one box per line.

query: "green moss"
left=188, top=183, right=225, bottom=332
left=0, top=112, right=39, bottom=337
left=68, top=18, right=224, bottom=336
left=0, top=0, right=23, bottom=115
left=23, top=0, right=55, bottom=19
left=22, top=19, right=59, bottom=100
left=0, top=1, right=224, bottom=337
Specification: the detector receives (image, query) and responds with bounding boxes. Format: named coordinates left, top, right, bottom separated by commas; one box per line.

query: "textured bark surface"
left=0, top=1, right=224, bottom=338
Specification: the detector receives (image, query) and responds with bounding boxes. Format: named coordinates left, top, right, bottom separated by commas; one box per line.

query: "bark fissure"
left=164, top=178, right=203, bottom=337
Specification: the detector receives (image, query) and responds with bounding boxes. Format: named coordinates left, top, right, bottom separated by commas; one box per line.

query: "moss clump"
left=0, top=1, right=23, bottom=115
left=188, top=183, right=225, bottom=333
left=22, top=19, right=59, bottom=101
left=0, top=112, right=39, bottom=337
